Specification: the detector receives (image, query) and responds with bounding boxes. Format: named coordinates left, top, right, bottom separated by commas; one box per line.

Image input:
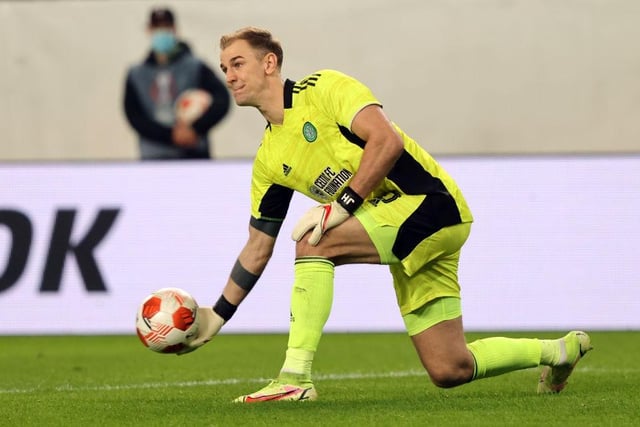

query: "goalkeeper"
left=183, top=26, right=592, bottom=402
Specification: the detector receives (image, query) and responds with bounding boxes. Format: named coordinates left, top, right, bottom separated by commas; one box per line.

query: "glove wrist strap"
left=337, top=186, right=364, bottom=214
left=213, top=295, right=237, bottom=322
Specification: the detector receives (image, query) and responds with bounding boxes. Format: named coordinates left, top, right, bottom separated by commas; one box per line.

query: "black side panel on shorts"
left=392, top=193, right=462, bottom=260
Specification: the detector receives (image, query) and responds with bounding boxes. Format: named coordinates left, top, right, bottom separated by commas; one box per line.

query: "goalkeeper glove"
left=176, top=307, right=224, bottom=355
left=291, top=201, right=349, bottom=245
left=291, top=187, right=364, bottom=246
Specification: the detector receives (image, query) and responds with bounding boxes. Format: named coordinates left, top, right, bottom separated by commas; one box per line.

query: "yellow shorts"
left=355, top=195, right=471, bottom=316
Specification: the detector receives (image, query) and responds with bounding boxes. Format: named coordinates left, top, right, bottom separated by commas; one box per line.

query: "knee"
left=296, top=238, right=316, bottom=258
left=295, top=237, right=330, bottom=258
left=425, top=358, right=475, bottom=389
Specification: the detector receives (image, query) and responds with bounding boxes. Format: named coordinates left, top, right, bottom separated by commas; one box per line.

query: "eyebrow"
left=220, top=55, right=244, bottom=71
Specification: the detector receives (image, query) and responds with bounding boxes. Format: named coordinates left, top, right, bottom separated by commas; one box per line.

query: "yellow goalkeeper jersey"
left=249, top=69, right=472, bottom=254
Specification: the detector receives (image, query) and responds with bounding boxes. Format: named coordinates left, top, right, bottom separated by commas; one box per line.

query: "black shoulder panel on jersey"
left=339, top=122, right=448, bottom=196
left=340, top=121, right=450, bottom=196
left=388, top=151, right=452, bottom=196
left=284, top=79, right=294, bottom=109
left=338, top=125, right=366, bottom=149
left=250, top=216, right=282, bottom=237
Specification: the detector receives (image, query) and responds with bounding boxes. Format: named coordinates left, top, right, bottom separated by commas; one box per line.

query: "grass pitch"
left=1, top=331, right=638, bottom=426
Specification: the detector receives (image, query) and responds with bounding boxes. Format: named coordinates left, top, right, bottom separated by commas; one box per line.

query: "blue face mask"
left=151, top=30, right=177, bottom=54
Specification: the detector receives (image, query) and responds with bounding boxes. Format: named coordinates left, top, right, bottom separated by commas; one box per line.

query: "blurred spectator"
left=124, top=7, right=230, bottom=160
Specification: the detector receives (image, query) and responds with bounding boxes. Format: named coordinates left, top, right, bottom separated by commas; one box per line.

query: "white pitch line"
left=0, top=367, right=635, bottom=396
left=0, top=370, right=425, bottom=395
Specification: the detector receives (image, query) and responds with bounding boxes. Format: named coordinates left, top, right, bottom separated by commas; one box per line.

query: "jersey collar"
left=284, top=79, right=294, bottom=109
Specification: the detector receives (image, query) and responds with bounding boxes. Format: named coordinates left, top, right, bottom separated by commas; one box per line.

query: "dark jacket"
left=124, top=42, right=230, bottom=159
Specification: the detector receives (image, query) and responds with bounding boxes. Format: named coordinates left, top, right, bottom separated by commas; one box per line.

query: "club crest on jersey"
left=302, top=122, right=317, bottom=142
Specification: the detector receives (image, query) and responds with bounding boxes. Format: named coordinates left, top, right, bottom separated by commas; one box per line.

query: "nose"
left=225, top=69, right=236, bottom=86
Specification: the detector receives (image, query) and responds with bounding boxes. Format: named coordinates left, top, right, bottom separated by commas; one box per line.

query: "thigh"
left=295, top=192, right=421, bottom=264
left=295, top=215, right=382, bottom=265
left=410, top=315, right=472, bottom=374
left=334, top=191, right=426, bottom=265
left=404, top=298, right=474, bottom=381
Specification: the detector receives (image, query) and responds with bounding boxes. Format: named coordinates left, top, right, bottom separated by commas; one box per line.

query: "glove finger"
left=308, top=223, right=324, bottom=246
left=188, top=337, right=208, bottom=348
left=291, top=209, right=319, bottom=241
left=176, top=333, right=210, bottom=356
left=291, top=222, right=314, bottom=242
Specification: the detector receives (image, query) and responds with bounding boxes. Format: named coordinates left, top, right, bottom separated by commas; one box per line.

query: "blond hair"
left=220, top=27, right=284, bottom=70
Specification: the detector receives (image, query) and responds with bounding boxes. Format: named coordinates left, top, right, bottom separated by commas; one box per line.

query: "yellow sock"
left=539, top=338, right=568, bottom=366
left=280, top=348, right=314, bottom=383
left=280, top=257, right=334, bottom=381
left=467, top=337, right=542, bottom=380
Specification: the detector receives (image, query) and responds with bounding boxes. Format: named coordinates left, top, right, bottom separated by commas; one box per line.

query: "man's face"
left=220, top=40, right=267, bottom=107
left=148, top=23, right=176, bottom=38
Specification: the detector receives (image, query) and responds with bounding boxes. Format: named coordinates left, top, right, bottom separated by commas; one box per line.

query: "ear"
left=263, top=52, right=279, bottom=75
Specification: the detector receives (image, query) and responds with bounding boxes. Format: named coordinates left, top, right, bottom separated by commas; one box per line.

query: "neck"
left=258, top=78, right=285, bottom=125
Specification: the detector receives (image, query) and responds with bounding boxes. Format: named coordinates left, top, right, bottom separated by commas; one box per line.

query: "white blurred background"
left=1, top=0, right=639, bottom=160
left=1, top=1, right=638, bottom=334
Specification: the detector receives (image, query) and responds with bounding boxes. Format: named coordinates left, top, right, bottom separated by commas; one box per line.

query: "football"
left=135, top=287, right=199, bottom=354
left=175, top=89, right=212, bottom=124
